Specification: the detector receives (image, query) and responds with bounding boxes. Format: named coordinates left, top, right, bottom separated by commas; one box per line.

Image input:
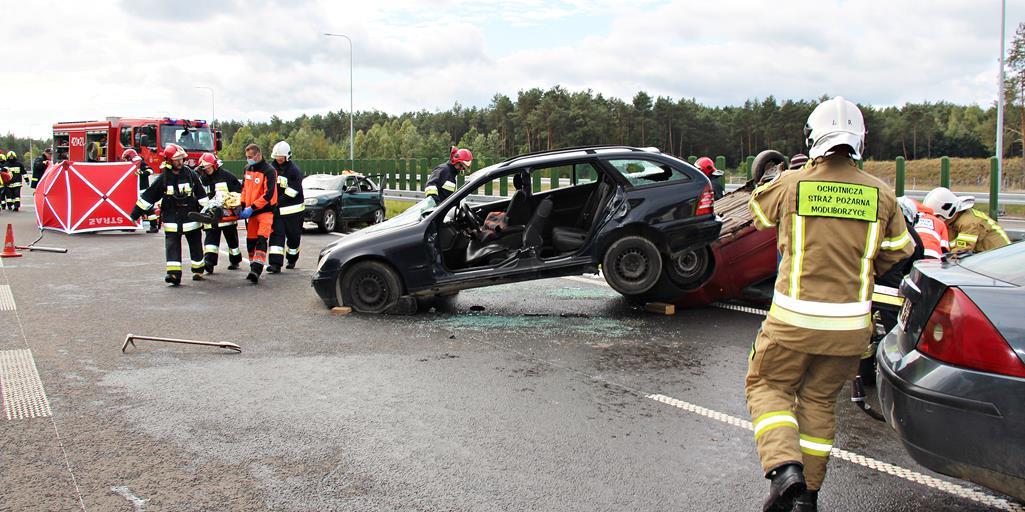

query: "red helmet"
left=450, top=146, right=473, bottom=167
left=121, top=148, right=139, bottom=161
left=162, top=143, right=186, bottom=161
left=198, top=152, right=218, bottom=170
left=695, top=157, right=723, bottom=177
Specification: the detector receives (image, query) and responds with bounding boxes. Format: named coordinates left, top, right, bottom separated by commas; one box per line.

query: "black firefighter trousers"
left=269, top=212, right=303, bottom=269
left=203, top=222, right=243, bottom=270
left=165, top=221, right=205, bottom=281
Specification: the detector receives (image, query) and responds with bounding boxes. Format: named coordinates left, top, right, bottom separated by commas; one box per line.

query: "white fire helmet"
left=804, top=96, right=866, bottom=160
left=923, top=187, right=975, bottom=220
left=271, top=141, right=291, bottom=160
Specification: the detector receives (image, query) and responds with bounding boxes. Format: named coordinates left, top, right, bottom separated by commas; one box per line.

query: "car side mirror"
left=345, top=186, right=358, bottom=194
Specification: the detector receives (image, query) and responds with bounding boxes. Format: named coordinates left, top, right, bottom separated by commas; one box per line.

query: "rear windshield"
left=959, top=241, right=1025, bottom=286
left=604, top=158, right=689, bottom=187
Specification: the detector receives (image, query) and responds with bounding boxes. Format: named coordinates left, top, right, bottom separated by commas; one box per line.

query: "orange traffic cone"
left=1, top=224, right=22, bottom=258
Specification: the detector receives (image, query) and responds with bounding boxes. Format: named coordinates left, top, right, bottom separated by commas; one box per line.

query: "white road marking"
left=111, top=485, right=149, bottom=511
left=0, top=349, right=52, bottom=420
left=647, top=393, right=1024, bottom=511
left=0, top=285, right=16, bottom=310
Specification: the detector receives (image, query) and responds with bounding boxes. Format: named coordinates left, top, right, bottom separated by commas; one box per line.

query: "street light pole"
left=323, top=33, right=354, bottom=164
left=996, top=0, right=1006, bottom=211
left=193, top=86, right=215, bottom=132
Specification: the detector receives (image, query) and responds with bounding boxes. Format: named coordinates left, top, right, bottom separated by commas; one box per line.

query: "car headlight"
left=304, top=197, right=317, bottom=206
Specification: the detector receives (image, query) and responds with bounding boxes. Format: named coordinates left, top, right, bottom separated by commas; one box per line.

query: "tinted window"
left=959, top=241, right=1025, bottom=286
left=605, top=159, right=688, bottom=187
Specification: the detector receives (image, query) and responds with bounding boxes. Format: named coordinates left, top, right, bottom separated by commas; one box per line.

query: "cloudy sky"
left=4, top=0, right=1022, bottom=138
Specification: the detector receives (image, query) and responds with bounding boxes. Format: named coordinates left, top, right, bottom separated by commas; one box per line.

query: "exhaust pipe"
left=851, top=375, right=885, bottom=422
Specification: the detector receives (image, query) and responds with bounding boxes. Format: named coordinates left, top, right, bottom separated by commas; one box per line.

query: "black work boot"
left=246, top=271, right=260, bottom=284
left=763, top=463, right=805, bottom=512
left=792, top=490, right=818, bottom=512
left=164, top=273, right=181, bottom=286
left=204, top=262, right=215, bottom=274
left=227, top=263, right=240, bottom=270
left=192, top=273, right=205, bottom=281
left=266, top=265, right=281, bottom=274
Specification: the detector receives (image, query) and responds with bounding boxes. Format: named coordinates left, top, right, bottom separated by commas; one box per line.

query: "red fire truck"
left=52, top=117, right=222, bottom=172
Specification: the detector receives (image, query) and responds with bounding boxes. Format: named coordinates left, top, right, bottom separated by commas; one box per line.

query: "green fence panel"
left=394, top=159, right=404, bottom=190
left=688, top=156, right=697, bottom=165
left=746, top=156, right=755, bottom=180
left=549, top=167, right=559, bottom=191
left=940, top=157, right=950, bottom=188
left=895, top=157, right=905, bottom=197
left=457, top=169, right=465, bottom=189
left=990, top=157, right=1000, bottom=219
left=420, top=158, right=429, bottom=191
left=499, top=171, right=508, bottom=196
left=482, top=159, right=493, bottom=195
left=532, top=171, right=542, bottom=193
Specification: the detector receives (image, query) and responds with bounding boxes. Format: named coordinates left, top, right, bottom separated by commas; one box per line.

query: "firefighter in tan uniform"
left=923, top=187, right=1010, bottom=254
left=746, top=97, right=915, bottom=512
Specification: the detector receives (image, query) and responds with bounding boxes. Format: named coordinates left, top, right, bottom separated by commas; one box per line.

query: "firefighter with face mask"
left=746, top=97, right=915, bottom=512
left=425, top=146, right=473, bottom=204
left=122, top=148, right=160, bottom=233
left=3, top=151, right=24, bottom=211
left=267, top=141, right=305, bottom=272
left=924, top=187, right=1010, bottom=254
left=194, top=153, right=243, bottom=272
left=130, top=144, right=208, bottom=285
left=239, top=143, right=278, bottom=284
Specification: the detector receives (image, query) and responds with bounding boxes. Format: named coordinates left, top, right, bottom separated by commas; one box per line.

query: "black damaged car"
left=312, top=146, right=723, bottom=313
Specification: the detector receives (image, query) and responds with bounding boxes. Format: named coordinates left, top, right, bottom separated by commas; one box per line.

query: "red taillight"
left=696, top=185, right=714, bottom=216
left=917, top=288, right=1025, bottom=378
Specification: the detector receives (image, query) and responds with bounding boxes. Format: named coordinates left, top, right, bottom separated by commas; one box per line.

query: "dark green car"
left=302, top=174, right=386, bottom=233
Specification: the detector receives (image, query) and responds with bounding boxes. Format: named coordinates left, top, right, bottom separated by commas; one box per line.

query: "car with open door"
left=302, top=172, right=385, bottom=233
left=312, top=146, right=722, bottom=313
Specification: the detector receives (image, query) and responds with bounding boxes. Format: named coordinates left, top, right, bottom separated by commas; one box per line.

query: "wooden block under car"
left=644, top=302, right=676, bottom=315
left=331, top=306, right=353, bottom=315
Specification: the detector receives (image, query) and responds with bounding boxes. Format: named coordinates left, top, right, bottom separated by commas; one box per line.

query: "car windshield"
left=304, top=175, right=343, bottom=190
left=959, top=241, right=1025, bottom=286
left=160, top=125, right=214, bottom=151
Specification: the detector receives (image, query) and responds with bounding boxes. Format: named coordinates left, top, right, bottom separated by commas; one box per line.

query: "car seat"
left=465, top=197, right=553, bottom=265
left=551, top=181, right=611, bottom=253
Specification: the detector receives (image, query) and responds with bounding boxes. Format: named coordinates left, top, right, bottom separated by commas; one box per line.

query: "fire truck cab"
left=52, top=117, right=222, bottom=175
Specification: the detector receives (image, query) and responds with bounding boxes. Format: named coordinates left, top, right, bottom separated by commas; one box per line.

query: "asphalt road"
left=1, top=197, right=1022, bottom=511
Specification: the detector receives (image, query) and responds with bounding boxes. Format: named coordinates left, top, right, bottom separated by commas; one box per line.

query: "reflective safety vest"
left=749, top=155, right=916, bottom=356
left=949, top=208, right=1010, bottom=253
left=912, top=210, right=948, bottom=259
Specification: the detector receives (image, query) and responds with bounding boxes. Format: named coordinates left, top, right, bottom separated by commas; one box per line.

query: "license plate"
left=898, top=300, right=913, bottom=329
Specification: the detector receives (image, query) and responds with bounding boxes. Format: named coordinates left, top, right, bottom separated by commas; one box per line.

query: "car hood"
left=321, top=214, right=422, bottom=258
left=304, top=189, right=341, bottom=200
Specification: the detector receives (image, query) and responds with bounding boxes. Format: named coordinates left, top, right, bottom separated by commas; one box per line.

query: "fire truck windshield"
left=160, top=125, right=214, bottom=152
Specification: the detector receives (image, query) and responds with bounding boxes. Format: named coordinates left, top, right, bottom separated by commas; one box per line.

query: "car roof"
left=469, top=145, right=675, bottom=181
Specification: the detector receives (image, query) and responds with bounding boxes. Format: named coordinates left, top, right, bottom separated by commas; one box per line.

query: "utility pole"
left=323, top=33, right=355, bottom=164
left=996, top=0, right=1007, bottom=206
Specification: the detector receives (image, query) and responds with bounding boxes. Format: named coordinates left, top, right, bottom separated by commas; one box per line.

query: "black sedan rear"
left=877, top=241, right=1025, bottom=501
left=313, top=146, right=722, bottom=313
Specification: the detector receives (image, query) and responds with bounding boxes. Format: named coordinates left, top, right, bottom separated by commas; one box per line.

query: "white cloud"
left=2, top=0, right=1021, bottom=138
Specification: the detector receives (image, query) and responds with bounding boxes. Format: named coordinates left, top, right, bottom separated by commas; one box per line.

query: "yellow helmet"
left=0, top=153, right=6, bottom=162
left=5, top=151, right=14, bottom=160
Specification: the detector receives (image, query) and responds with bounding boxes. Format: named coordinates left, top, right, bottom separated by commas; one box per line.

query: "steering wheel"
left=457, top=202, right=482, bottom=232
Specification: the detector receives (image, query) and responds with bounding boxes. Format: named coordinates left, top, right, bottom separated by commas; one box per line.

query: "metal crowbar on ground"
left=121, top=333, right=242, bottom=353
left=16, top=230, right=68, bottom=253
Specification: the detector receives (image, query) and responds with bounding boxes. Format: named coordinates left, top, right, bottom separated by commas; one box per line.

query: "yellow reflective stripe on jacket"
left=789, top=214, right=805, bottom=299
left=182, top=222, right=202, bottom=232
left=772, top=293, right=871, bottom=317
left=136, top=198, right=153, bottom=210
left=442, top=180, right=457, bottom=192
left=859, top=221, right=880, bottom=302
left=954, top=233, right=978, bottom=248
left=166, top=261, right=182, bottom=271
left=768, top=304, right=871, bottom=331
left=799, top=434, right=833, bottom=457
left=880, top=229, right=912, bottom=251
left=268, top=245, right=285, bottom=255
left=204, top=244, right=219, bottom=254
left=971, top=209, right=1011, bottom=244
left=753, top=411, right=799, bottom=439
left=424, top=185, right=438, bottom=196
left=191, top=259, right=205, bottom=269
left=284, top=187, right=299, bottom=198
left=871, top=284, right=904, bottom=307
left=279, top=203, right=305, bottom=215
left=750, top=198, right=775, bottom=228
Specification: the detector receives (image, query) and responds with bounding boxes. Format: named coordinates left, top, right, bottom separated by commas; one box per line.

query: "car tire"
left=752, top=149, right=787, bottom=183
left=339, top=260, right=402, bottom=314
left=664, top=246, right=714, bottom=290
left=372, top=208, right=385, bottom=224
left=318, top=208, right=338, bottom=233
left=603, top=236, right=663, bottom=296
